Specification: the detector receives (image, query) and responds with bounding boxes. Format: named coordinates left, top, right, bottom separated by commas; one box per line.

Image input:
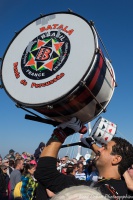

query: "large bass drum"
left=1, top=12, right=116, bottom=123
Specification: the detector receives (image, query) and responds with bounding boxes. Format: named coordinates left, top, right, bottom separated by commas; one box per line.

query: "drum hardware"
left=80, top=81, right=106, bottom=113
left=16, top=104, right=60, bottom=126
left=93, top=24, right=111, bottom=63
left=46, top=104, right=71, bottom=120
left=15, top=31, right=19, bottom=36
left=95, top=48, right=100, bottom=54
left=16, top=103, right=41, bottom=117
left=89, top=20, right=95, bottom=26
left=91, top=24, right=117, bottom=88
left=40, top=13, right=44, bottom=17
left=68, top=8, right=73, bottom=12
left=46, top=105, right=53, bottom=109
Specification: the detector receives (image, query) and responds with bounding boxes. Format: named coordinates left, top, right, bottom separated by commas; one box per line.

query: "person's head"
left=23, top=163, right=36, bottom=176
left=9, top=149, right=15, bottom=155
left=39, top=142, right=45, bottom=151
left=77, top=162, right=84, bottom=173
left=2, top=158, right=9, bottom=167
left=15, top=152, right=20, bottom=159
left=24, top=157, right=31, bottom=164
left=65, top=156, right=69, bottom=162
left=51, top=185, right=107, bottom=200
left=60, top=157, right=67, bottom=165
left=0, top=165, right=8, bottom=174
left=94, top=137, right=133, bottom=176
left=14, top=159, right=24, bottom=170
left=79, top=156, right=85, bottom=162
left=66, top=163, right=78, bottom=176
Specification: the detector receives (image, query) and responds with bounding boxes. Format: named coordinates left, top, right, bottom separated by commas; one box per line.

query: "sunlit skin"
left=92, top=141, right=122, bottom=179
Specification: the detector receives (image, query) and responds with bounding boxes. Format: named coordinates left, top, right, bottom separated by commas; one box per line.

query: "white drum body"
left=90, top=117, right=117, bottom=144
left=1, top=12, right=116, bottom=123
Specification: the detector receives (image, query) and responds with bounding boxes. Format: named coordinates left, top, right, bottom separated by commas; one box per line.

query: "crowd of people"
left=0, top=151, right=97, bottom=200
left=0, top=144, right=99, bottom=199
left=0, top=117, right=133, bottom=200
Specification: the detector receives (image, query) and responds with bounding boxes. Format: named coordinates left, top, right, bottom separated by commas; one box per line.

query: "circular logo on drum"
left=21, top=31, right=70, bottom=80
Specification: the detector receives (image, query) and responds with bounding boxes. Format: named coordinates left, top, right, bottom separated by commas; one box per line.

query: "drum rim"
left=1, top=11, right=98, bottom=107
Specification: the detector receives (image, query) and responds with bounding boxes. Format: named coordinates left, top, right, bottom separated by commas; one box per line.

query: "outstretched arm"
left=34, top=118, right=89, bottom=195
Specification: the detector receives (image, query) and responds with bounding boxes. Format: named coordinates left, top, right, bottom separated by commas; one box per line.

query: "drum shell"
left=90, top=117, right=117, bottom=145
left=33, top=54, right=115, bottom=123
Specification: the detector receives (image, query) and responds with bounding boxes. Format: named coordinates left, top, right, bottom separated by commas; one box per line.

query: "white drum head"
left=2, top=12, right=96, bottom=106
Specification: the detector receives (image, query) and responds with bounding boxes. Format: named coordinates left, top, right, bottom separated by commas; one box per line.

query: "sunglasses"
left=3, top=168, right=7, bottom=170
left=61, top=160, right=65, bottom=162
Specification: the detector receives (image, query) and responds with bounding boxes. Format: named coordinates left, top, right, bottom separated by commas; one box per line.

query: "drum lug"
left=68, top=8, right=73, bottom=12
left=80, top=81, right=106, bottom=113
left=0, top=84, right=3, bottom=89
left=80, top=80, right=86, bottom=87
left=15, top=31, right=19, bottom=36
left=40, top=13, right=44, bottom=17
left=89, top=20, right=95, bottom=26
left=47, top=105, right=53, bottom=109
left=95, top=48, right=100, bottom=54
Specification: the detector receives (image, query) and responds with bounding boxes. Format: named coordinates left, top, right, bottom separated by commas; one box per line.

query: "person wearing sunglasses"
left=0, top=165, right=9, bottom=200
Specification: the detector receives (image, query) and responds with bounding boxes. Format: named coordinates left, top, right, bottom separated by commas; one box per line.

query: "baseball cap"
left=30, top=160, right=37, bottom=165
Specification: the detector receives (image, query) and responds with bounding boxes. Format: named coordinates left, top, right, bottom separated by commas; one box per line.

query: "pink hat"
left=30, top=160, right=37, bottom=165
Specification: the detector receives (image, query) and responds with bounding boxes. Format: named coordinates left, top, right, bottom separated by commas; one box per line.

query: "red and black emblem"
left=21, top=31, right=70, bottom=80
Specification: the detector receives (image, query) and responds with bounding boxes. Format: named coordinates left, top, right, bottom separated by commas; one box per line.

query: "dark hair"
left=23, top=163, right=35, bottom=176
left=14, top=159, right=23, bottom=168
left=111, top=137, right=133, bottom=175
left=66, top=167, right=74, bottom=175
left=79, top=156, right=85, bottom=160
left=9, top=159, right=15, bottom=167
left=66, top=163, right=74, bottom=175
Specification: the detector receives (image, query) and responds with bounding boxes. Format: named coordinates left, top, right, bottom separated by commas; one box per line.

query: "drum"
left=90, top=117, right=117, bottom=144
left=1, top=12, right=116, bottom=123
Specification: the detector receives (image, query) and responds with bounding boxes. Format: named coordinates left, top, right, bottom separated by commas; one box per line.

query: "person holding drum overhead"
left=34, top=117, right=133, bottom=199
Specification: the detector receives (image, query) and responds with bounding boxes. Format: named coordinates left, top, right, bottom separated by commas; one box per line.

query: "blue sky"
left=0, top=0, right=133, bottom=158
